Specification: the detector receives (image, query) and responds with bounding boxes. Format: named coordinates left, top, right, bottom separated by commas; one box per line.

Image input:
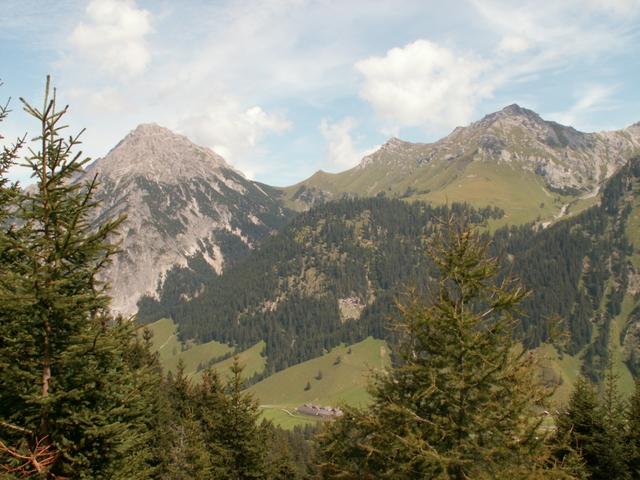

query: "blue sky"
left=1, top=0, right=639, bottom=186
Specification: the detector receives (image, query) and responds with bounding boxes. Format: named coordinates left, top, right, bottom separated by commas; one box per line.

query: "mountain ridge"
left=282, top=104, right=640, bottom=224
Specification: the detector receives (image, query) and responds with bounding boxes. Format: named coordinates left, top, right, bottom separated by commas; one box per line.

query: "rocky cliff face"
left=80, top=124, right=289, bottom=315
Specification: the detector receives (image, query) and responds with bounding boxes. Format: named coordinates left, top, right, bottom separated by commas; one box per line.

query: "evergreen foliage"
left=317, top=220, right=574, bottom=479
left=552, top=364, right=640, bottom=479
left=0, top=78, right=161, bottom=478
left=158, top=358, right=308, bottom=479
left=627, top=380, right=640, bottom=477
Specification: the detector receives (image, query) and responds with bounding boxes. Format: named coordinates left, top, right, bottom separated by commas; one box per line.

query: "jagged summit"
left=284, top=104, right=640, bottom=217
left=91, top=123, right=235, bottom=185
left=500, top=103, right=537, bottom=117
left=470, top=103, right=546, bottom=132
left=77, top=125, right=289, bottom=315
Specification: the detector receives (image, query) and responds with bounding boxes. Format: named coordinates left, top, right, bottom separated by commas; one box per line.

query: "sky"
left=1, top=0, right=639, bottom=187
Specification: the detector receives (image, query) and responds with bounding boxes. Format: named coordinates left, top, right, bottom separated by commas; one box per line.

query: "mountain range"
left=72, top=104, right=640, bottom=414
left=85, top=105, right=640, bottom=317
left=283, top=104, right=640, bottom=224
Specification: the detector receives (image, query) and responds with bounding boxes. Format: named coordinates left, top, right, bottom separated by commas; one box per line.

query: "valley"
left=119, top=108, right=640, bottom=430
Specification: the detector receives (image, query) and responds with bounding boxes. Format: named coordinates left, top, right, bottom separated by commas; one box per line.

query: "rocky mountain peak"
left=79, top=125, right=289, bottom=316
left=90, top=123, right=234, bottom=185
left=500, top=103, right=535, bottom=117
left=473, top=103, right=545, bottom=131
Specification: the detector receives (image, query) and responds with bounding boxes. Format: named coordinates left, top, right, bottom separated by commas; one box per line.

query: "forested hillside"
left=140, top=156, right=640, bottom=384
left=138, top=200, right=503, bottom=374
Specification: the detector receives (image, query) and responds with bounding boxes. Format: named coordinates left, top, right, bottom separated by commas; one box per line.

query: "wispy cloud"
left=354, top=0, right=639, bottom=135
left=3, top=0, right=639, bottom=185
left=547, top=84, right=619, bottom=130
left=319, top=117, right=378, bottom=170
left=178, top=98, right=292, bottom=179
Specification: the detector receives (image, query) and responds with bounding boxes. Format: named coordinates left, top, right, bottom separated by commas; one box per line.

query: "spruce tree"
left=318, top=219, right=575, bottom=479
left=157, top=361, right=212, bottom=479
left=194, top=369, right=232, bottom=478
left=598, top=360, right=629, bottom=479
left=0, top=77, right=153, bottom=478
left=219, top=357, right=269, bottom=479
left=627, top=380, right=640, bottom=477
left=554, top=376, right=607, bottom=479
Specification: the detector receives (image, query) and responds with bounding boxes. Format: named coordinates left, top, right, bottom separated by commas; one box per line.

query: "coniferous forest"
left=3, top=82, right=640, bottom=478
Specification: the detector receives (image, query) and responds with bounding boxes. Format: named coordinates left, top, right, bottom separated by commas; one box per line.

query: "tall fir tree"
left=553, top=376, right=608, bottom=479
left=627, top=380, right=640, bottom=477
left=317, top=219, right=576, bottom=479
left=0, top=77, right=155, bottom=478
left=219, top=357, right=270, bottom=479
left=598, top=360, right=630, bottom=479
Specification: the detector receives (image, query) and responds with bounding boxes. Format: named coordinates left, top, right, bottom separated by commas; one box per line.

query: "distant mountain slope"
left=80, top=124, right=291, bottom=315
left=138, top=200, right=503, bottom=374
left=140, top=155, right=640, bottom=385
left=282, top=105, right=640, bottom=225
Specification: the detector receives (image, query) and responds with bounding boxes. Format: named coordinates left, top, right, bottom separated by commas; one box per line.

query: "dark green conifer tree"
left=598, top=361, right=630, bottom=479
left=161, top=360, right=213, bottom=479
left=627, top=380, right=640, bottom=477
left=554, top=376, right=607, bottom=479
left=0, top=78, right=154, bottom=478
left=318, top=219, right=576, bottom=479
left=218, top=357, right=270, bottom=479
left=194, top=369, right=233, bottom=478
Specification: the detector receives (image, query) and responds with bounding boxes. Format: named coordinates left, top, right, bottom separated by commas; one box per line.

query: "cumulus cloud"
left=178, top=98, right=291, bottom=178
left=356, top=40, right=490, bottom=130
left=69, top=0, right=151, bottom=78
left=355, top=1, right=637, bottom=135
left=319, top=117, right=378, bottom=170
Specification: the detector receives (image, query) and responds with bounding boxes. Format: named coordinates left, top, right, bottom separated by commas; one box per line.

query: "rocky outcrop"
left=359, top=104, right=640, bottom=195
left=79, top=124, right=289, bottom=315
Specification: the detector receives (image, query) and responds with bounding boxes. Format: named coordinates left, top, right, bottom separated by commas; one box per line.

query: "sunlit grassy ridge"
left=144, top=318, right=264, bottom=380
left=282, top=156, right=581, bottom=227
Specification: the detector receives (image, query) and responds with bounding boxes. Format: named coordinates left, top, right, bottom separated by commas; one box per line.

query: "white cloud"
left=356, top=40, right=491, bottom=130
left=497, top=35, right=530, bottom=54
left=585, top=0, right=640, bottom=16
left=178, top=98, right=291, bottom=178
left=319, top=117, right=378, bottom=170
left=355, top=2, right=636, bottom=135
left=69, top=0, right=151, bottom=78
left=66, top=87, right=127, bottom=114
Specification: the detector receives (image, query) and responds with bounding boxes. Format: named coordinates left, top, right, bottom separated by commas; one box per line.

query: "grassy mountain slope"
left=140, top=156, right=640, bottom=403
left=144, top=318, right=265, bottom=381
left=282, top=105, right=639, bottom=227
left=249, top=337, right=389, bottom=428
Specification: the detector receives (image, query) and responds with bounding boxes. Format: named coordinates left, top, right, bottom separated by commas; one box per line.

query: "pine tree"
left=318, top=219, right=574, bottom=479
left=194, top=369, right=233, bottom=478
left=0, top=77, right=153, bottom=478
left=554, top=376, right=608, bottom=479
left=598, top=360, right=629, bottom=479
left=627, top=380, right=640, bottom=477
left=218, top=357, right=269, bottom=479
left=162, top=361, right=213, bottom=479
